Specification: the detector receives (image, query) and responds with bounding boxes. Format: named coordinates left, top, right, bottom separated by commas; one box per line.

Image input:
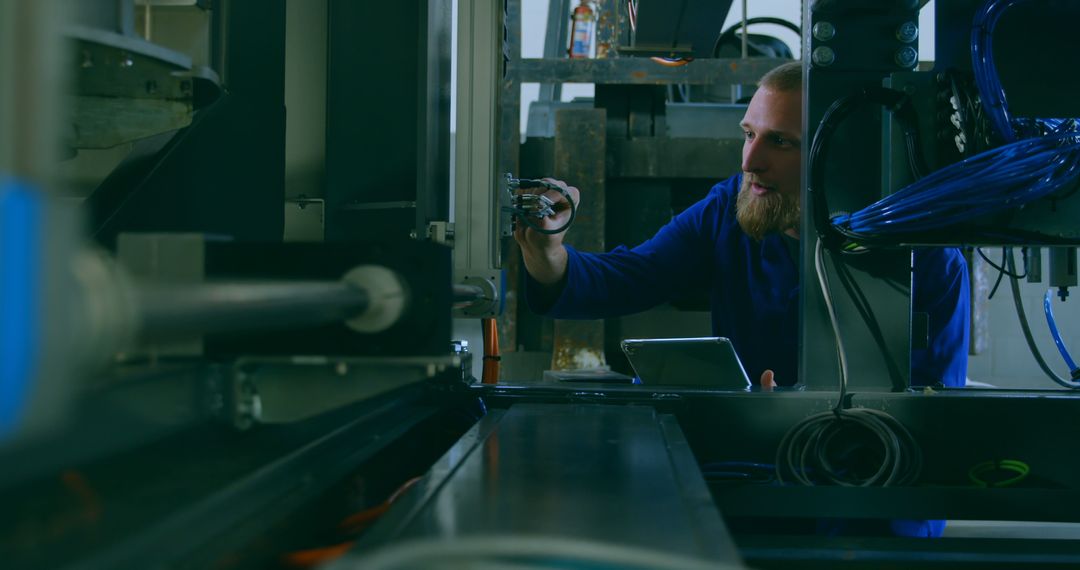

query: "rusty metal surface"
left=552, top=108, right=607, bottom=371
left=499, top=0, right=522, bottom=355
left=594, top=0, right=623, bottom=59
left=521, top=136, right=743, bottom=180
left=511, top=57, right=790, bottom=86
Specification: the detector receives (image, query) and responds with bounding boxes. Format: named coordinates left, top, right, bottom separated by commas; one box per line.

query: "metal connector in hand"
left=503, top=173, right=577, bottom=236
left=510, top=193, right=557, bottom=218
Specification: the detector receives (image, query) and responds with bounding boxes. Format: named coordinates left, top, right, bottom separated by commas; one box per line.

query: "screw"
left=812, top=46, right=836, bottom=67
left=812, top=22, right=836, bottom=41
left=896, top=21, right=919, bottom=43
left=894, top=46, right=918, bottom=68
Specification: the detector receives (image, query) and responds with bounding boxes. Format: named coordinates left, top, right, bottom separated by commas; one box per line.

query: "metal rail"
left=135, top=280, right=371, bottom=340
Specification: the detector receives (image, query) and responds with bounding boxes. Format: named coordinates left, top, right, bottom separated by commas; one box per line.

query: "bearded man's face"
left=736, top=87, right=802, bottom=240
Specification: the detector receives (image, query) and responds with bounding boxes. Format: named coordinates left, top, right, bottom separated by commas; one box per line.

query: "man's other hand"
left=760, top=369, right=777, bottom=391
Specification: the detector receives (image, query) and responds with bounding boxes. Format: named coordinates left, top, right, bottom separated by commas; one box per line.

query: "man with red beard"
left=515, top=61, right=969, bottom=391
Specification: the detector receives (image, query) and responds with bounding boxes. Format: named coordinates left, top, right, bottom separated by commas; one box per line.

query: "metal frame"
left=453, top=0, right=505, bottom=317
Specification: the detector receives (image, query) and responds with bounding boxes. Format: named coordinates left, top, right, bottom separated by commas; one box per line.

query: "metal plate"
left=340, top=403, right=742, bottom=565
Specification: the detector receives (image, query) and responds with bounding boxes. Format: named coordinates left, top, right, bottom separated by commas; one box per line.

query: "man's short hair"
left=759, top=61, right=802, bottom=92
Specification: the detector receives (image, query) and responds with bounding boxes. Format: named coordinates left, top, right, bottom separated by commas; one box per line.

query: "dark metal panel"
left=934, top=0, right=1080, bottom=118
left=714, top=486, right=1080, bottom=522
left=738, top=534, right=1080, bottom=569
left=552, top=108, right=606, bottom=370
left=60, top=393, right=441, bottom=570
left=326, top=0, right=450, bottom=242
left=415, top=0, right=453, bottom=235
left=500, top=0, right=523, bottom=355
left=469, top=385, right=1080, bottom=530
left=0, top=364, right=221, bottom=490
left=657, top=414, right=741, bottom=557
left=631, top=0, right=736, bottom=59
left=89, top=0, right=286, bottom=248
left=521, top=136, right=743, bottom=180
left=802, top=2, right=916, bottom=391
left=343, top=404, right=741, bottom=564
left=609, top=138, right=742, bottom=178
left=538, top=0, right=572, bottom=101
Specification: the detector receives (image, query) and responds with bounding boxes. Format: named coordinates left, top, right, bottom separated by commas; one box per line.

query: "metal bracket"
left=228, top=355, right=460, bottom=429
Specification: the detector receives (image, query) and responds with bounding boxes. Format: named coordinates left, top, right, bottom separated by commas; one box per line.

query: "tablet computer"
left=620, top=336, right=752, bottom=390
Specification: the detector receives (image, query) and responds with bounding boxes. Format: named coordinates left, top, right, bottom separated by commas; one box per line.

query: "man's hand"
left=512, top=178, right=580, bottom=286
left=760, top=369, right=777, bottom=391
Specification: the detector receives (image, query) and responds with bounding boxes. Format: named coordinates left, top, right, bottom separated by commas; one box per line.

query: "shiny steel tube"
left=135, top=280, right=371, bottom=341
left=452, top=283, right=487, bottom=309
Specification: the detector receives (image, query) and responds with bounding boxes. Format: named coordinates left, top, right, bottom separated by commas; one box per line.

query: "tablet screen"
left=620, top=336, right=751, bottom=389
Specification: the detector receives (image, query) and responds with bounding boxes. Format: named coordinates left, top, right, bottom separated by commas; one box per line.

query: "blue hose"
left=1043, top=289, right=1079, bottom=373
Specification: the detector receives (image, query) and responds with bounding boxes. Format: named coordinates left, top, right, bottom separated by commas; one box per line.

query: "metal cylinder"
left=453, top=283, right=487, bottom=309
left=135, top=280, right=372, bottom=341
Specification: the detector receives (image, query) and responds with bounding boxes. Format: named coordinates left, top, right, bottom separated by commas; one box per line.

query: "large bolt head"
left=812, top=46, right=836, bottom=67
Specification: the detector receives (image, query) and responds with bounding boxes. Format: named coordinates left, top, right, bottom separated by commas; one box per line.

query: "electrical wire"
left=831, top=132, right=1080, bottom=239
left=1043, top=289, right=1080, bottom=377
left=980, top=247, right=1026, bottom=300
left=971, top=0, right=1023, bottom=143
left=821, top=1, right=1080, bottom=246
left=774, top=241, right=922, bottom=487
left=830, top=249, right=906, bottom=390
left=775, top=407, right=923, bottom=487
left=701, top=461, right=776, bottom=484
left=1005, top=250, right=1080, bottom=389
left=670, top=0, right=689, bottom=50
left=968, top=459, right=1030, bottom=488
left=710, top=17, right=800, bottom=59
left=978, top=247, right=1025, bottom=279
left=281, top=476, right=423, bottom=568
left=807, top=86, right=920, bottom=248
left=816, top=239, right=850, bottom=401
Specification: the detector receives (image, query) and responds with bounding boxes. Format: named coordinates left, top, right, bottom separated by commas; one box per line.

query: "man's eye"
left=773, top=136, right=793, bottom=147
left=743, top=130, right=754, bottom=140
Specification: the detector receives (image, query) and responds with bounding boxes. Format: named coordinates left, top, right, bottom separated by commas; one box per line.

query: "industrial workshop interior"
left=4, top=0, right=1080, bottom=568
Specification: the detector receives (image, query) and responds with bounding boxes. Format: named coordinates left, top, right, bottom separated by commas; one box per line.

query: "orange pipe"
left=337, top=476, right=421, bottom=533
left=481, top=317, right=500, bottom=384
left=281, top=476, right=422, bottom=567
left=281, top=541, right=356, bottom=568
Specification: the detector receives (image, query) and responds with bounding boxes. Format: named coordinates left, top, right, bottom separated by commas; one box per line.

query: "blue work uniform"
left=526, top=174, right=970, bottom=388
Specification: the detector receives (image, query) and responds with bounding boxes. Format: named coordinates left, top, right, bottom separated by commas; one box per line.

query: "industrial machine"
left=2, top=0, right=1080, bottom=568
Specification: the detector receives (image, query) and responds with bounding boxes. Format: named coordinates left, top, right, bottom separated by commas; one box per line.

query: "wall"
left=969, top=251, right=1080, bottom=389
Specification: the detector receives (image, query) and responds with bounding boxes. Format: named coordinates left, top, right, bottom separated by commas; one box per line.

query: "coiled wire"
left=775, top=241, right=923, bottom=487
left=775, top=407, right=923, bottom=487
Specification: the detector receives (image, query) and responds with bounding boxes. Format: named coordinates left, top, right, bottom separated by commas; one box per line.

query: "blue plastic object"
left=0, top=177, right=41, bottom=440
left=1043, top=289, right=1079, bottom=373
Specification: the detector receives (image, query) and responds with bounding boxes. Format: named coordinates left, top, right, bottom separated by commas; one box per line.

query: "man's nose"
left=742, top=138, right=768, bottom=173
left=743, top=138, right=768, bottom=173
